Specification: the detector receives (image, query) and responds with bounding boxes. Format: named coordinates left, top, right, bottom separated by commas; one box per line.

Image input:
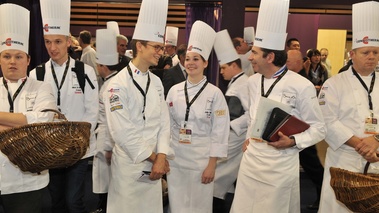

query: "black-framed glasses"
left=146, top=44, right=165, bottom=52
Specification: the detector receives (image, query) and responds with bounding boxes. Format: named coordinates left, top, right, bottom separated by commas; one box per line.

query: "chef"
left=318, top=1, right=379, bottom=212
left=230, top=0, right=326, bottom=212
left=212, top=29, right=249, bottom=210
left=0, top=3, right=56, bottom=212
left=103, top=0, right=173, bottom=212
left=166, top=20, right=230, bottom=213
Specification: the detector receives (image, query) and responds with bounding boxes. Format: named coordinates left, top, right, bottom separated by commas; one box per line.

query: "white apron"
left=213, top=130, right=244, bottom=199
left=230, top=142, right=300, bottom=213
left=318, top=68, right=379, bottom=212
left=107, top=145, right=162, bottom=213
left=92, top=125, right=111, bottom=193
left=166, top=78, right=229, bottom=213
left=319, top=148, right=379, bottom=213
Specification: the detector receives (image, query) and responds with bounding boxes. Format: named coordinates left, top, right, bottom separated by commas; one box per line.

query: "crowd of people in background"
left=1, top=0, right=379, bottom=213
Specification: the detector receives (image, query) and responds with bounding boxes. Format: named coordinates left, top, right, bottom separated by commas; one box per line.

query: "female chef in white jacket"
left=166, top=21, right=230, bottom=213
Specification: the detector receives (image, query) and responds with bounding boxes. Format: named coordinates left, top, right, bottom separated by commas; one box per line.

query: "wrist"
left=289, top=136, right=297, bottom=147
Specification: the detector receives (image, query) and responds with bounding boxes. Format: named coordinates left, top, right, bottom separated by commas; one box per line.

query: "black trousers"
left=299, top=145, right=324, bottom=200
left=0, top=187, right=45, bottom=213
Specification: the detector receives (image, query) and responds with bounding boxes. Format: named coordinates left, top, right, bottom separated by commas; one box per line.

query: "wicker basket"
left=330, top=162, right=379, bottom=213
left=0, top=109, right=91, bottom=173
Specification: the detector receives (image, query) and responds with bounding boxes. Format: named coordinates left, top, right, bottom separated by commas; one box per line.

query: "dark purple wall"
left=244, top=12, right=352, bottom=57
left=70, top=12, right=352, bottom=59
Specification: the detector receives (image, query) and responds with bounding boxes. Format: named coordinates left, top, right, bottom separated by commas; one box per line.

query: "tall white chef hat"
left=40, top=0, right=71, bottom=36
left=132, top=0, right=168, bottom=43
left=352, top=1, right=379, bottom=49
left=96, top=29, right=118, bottom=66
left=165, top=26, right=179, bottom=46
left=244, top=27, right=255, bottom=47
left=214, top=30, right=240, bottom=65
left=0, top=4, right=30, bottom=54
left=107, top=21, right=120, bottom=36
left=254, top=0, right=289, bottom=51
left=187, top=21, right=216, bottom=60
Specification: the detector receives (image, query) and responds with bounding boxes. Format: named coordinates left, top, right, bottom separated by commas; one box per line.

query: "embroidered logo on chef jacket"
left=26, top=93, right=37, bottom=111
left=321, top=86, right=328, bottom=90
left=205, top=97, right=213, bottom=118
left=281, top=92, right=296, bottom=108
left=108, top=88, right=120, bottom=93
left=72, top=73, right=82, bottom=94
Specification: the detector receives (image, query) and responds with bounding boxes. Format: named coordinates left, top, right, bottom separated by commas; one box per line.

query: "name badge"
left=179, top=122, right=192, bottom=144
left=364, top=115, right=378, bottom=134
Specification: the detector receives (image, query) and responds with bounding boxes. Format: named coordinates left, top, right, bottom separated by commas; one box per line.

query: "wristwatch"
left=374, top=134, right=379, bottom=142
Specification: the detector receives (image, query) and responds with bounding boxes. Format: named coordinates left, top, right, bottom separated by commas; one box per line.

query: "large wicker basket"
left=0, top=109, right=91, bottom=173
left=330, top=162, right=379, bottom=213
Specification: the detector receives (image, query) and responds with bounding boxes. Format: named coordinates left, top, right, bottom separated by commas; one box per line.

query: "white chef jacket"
left=0, top=77, right=56, bottom=194
left=29, top=57, right=99, bottom=159
left=231, top=70, right=326, bottom=213
left=166, top=76, right=230, bottom=213
left=214, top=72, right=249, bottom=199
left=103, top=62, right=173, bottom=213
left=318, top=68, right=379, bottom=212
left=92, top=72, right=118, bottom=194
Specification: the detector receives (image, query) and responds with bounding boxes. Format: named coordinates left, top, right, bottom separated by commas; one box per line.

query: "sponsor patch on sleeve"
left=109, top=93, right=123, bottom=112
left=110, top=105, right=123, bottom=112
left=215, top=110, right=226, bottom=117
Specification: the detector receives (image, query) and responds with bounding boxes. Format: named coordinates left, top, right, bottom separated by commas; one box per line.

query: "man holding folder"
left=230, top=0, right=326, bottom=212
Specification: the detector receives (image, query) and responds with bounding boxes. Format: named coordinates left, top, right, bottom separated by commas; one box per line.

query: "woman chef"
left=166, top=20, right=230, bottom=213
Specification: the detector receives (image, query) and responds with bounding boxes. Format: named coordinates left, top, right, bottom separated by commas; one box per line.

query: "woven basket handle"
left=363, top=153, right=379, bottom=175
left=364, top=162, right=370, bottom=175
left=41, top=109, right=67, bottom=121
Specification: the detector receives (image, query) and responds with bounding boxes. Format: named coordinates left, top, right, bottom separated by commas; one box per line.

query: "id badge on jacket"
left=364, top=114, right=378, bottom=134
left=179, top=121, right=192, bottom=144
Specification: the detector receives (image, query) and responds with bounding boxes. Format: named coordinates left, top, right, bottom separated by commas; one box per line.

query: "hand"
left=268, top=131, right=296, bottom=149
left=242, top=139, right=249, bottom=152
left=0, top=125, right=11, bottom=131
left=150, top=153, right=166, bottom=180
left=202, top=157, right=217, bottom=184
left=105, top=151, right=112, bottom=165
left=164, top=160, right=170, bottom=174
left=356, top=136, right=379, bottom=162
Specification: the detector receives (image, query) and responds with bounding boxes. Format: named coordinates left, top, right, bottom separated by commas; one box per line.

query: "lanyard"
left=261, top=68, right=287, bottom=97
left=229, top=72, right=245, bottom=88
left=51, top=58, right=70, bottom=106
left=352, top=67, right=375, bottom=111
left=184, top=80, right=208, bottom=127
left=3, top=77, right=27, bottom=113
left=127, top=65, right=150, bottom=120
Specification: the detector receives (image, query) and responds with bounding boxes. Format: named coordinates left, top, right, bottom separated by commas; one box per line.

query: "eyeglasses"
left=146, top=44, right=165, bottom=52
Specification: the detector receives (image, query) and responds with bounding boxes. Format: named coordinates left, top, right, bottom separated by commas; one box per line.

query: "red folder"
left=263, top=107, right=310, bottom=142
